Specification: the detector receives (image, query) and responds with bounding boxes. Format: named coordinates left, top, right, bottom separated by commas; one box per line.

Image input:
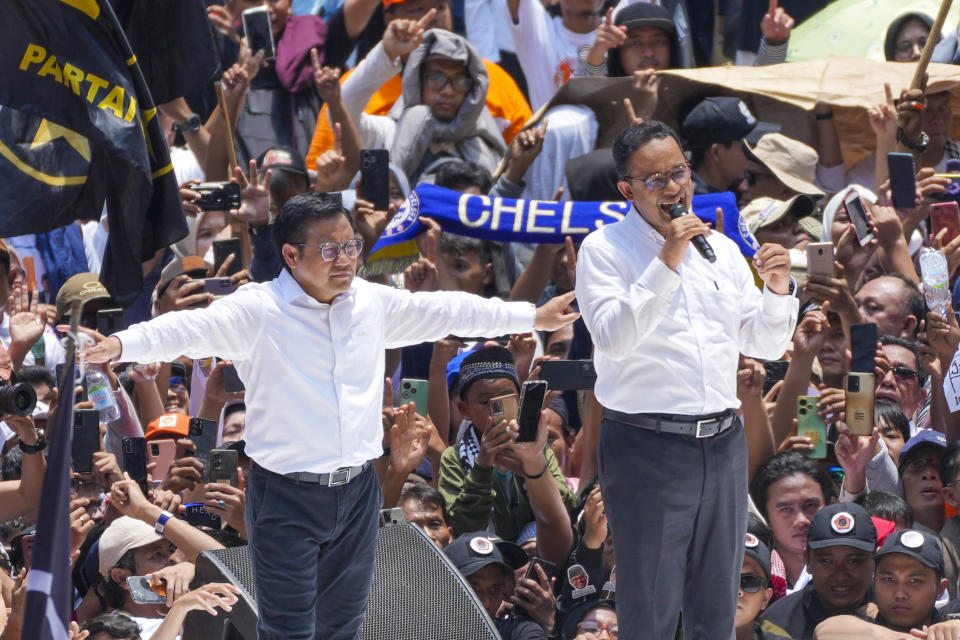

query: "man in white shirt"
left=84, top=191, right=577, bottom=640
left=575, top=122, right=797, bottom=639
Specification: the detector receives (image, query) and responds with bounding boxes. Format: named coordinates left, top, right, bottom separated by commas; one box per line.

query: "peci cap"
left=98, top=516, right=163, bottom=579
left=55, top=273, right=114, bottom=322
left=680, top=97, right=757, bottom=153
left=744, top=533, right=772, bottom=581
left=257, top=146, right=308, bottom=177
left=898, top=430, right=947, bottom=475
left=741, top=195, right=816, bottom=235
left=745, top=133, right=825, bottom=199
left=457, top=346, right=519, bottom=400
left=444, top=531, right=527, bottom=578
left=157, top=256, right=209, bottom=298
left=807, top=503, right=877, bottom=553
left=876, top=529, right=944, bottom=574
left=145, top=412, right=191, bottom=441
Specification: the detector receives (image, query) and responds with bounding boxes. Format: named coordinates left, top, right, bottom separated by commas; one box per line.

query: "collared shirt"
left=575, top=208, right=797, bottom=415
left=116, top=270, right=535, bottom=474
left=762, top=583, right=871, bottom=640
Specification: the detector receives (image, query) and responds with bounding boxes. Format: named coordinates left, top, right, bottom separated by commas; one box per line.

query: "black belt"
left=273, top=461, right=371, bottom=486
left=602, top=408, right=737, bottom=438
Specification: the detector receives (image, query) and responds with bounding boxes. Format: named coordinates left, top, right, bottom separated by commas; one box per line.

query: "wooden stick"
left=912, top=0, right=954, bottom=88
left=215, top=81, right=251, bottom=266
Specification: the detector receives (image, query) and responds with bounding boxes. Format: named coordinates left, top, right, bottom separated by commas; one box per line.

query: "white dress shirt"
left=576, top=208, right=798, bottom=415
left=115, top=270, right=535, bottom=474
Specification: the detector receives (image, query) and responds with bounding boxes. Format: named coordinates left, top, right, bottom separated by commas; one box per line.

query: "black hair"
left=875, top=401, right=911, bottom=444
left=266, top=170, right=310, bottom=209
left=878, top=334, right=927, bottom=386
left=204, top=527, right=247, bottom=548
left=102, top=548, right=138, bottom=609
left=399, top=482, right=449, bottom=524
left=940, top=441, right=960, bottom=487
left=434, top=161, right=493, bottom=194
left=750, top=452, right=836, bottom=520
left=747, top=512, right=775, bottom=551
left=272, top=192, right=355, bottom=271
left=689, top=140, right=734, bottom=171
left=17, top=365, right=56, bottom=390
left=80, top=611, right=142, bottom=637
left=612, top=121, right=683, bottom=178
left=223, top=402, right=246, bottom=421
left=438, top=235, right=501, bottom=298
left=856, top=491, right=914, bottom=528
left=72, top=521, right=107, bottom=597
left=2, top=447, right=22, bottom=481
left=0, top=249, right=9, bottom=274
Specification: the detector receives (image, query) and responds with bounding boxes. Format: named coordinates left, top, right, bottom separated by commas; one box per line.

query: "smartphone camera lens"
left=402, top=382, right=410, bottom=390
left=798, top=408, right=806, bottom=415
left=847, top=377, right=860, bottom=392
left=150, top=444, right=159, bottom=456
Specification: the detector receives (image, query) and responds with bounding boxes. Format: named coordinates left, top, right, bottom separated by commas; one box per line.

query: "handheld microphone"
left=667, top=203, right=716, bottom=263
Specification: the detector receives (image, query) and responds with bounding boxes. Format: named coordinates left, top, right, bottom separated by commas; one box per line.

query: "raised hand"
left=207, top=4, right=240, bottom=43
left=230, top=158, right=272, bottom=227
left=7, top=285, right=45, bottom=351
left=628, top=68, right=659, bottom=122
left=867, top=83, right=899, bottom=142
left=382, top=9, right=437, bottom=60
left=581, top=484, right=608, bottom=549
left=315, top=122, right=346, bottom=192
left=585, top=7, right=626, bottom=67
left=534, top=291, right=579, bottom=331
left=753, top=243, right=792, bottom=295
left=311, top=49, right=341, bottom=103
left=180, top=179, right=202, bottom=217
left=505, top=121, right=547, bottom=185
left=760, top=0, right=794, bottom=46
left=388, top=403, right=429, bottom=475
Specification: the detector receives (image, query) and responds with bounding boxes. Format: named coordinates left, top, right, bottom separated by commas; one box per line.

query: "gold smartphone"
left=845, top=372, right=875, bottom=436
left=490, top=393, right=518, bottom=424
left=806, top=242, right=835, bottom=278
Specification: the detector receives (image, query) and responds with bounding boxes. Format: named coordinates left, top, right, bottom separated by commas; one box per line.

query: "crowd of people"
left=9, top=0, right=960, bottom=638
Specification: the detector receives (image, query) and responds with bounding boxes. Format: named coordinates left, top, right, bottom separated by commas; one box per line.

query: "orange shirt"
left=305, top=59, right=531, bottom=168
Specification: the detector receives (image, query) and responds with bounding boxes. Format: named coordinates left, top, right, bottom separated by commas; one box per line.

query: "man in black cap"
left=738, top=534, right=792, bottom=640
left=761, top=503, right=877, bottom=639
left=444, top=531, right=546, bottom=640
left=581, top=3, right=681, bottom=77
left=681, top=96, right=758, bottom=195
left=258, top=146, right=311, bottom=215
left=437, top=346, right=577, bottom=563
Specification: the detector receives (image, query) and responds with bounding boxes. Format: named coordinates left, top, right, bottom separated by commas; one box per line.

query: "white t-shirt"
left=507, top=0, right=597, bottom=109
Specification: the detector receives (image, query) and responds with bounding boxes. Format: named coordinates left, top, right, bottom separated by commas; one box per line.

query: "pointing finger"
left=416, top=7, right=438, bottom=31
left=310, top=47, right=321, bottom=74
left=333, top=122, right=342, bottom=154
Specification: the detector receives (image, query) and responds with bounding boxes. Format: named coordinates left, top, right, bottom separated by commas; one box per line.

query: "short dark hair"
left=266, top=170, right=310, bottom=210
left=940, top=441, right=960, bottom=487
left=434, top=161, right=493, bottom=194
left=2, top=447, right=22, bottom=481
left=690, top=140, right=734, bottom=171
left=0, top=249, right=9, bottom=275
left=612, top=121, right=683, bottom=178
left=101, top=548, right=138, bottom=608
left=747, top=512, right=775, bottom=550
left=856, top=491, right=913, bottom=527
left=875, top=401, right=910, bottom=443
left=80, top=611, right=142, bottom=638
left=399, top=482, right=449, bottom=524
left=750, top=452, right=836, bottom=520
left=17, top=365, right=56, bottom=390
left=272, top=192, right=355, bottom=271
left=879, top=334, right=927, bottom=386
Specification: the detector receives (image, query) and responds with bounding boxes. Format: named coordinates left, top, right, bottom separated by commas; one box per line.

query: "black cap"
left=807, top=503, right=877, bottom=552
left=615, top=3, right=676, bottom=36
left=744, top=533, right=771, bottom=581
left=561, top=599, right=616, bottom=640
left=257, top=146, right=308, bottom=177
left=876, top=529, right=944, bottom=574
left=680, top=97, right=757, bottom=153
left=443, top=532, right=527, bottom=578
left=457, top=346, right=519, bottom=400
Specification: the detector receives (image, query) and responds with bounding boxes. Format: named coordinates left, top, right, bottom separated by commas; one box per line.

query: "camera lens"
left=799, top=408, right=807, bottom=415
left=151, top=444, right=159, bottom=455
left=847, top=376, right=860, bottom=392
left=0, top=383, right=37, bottom=417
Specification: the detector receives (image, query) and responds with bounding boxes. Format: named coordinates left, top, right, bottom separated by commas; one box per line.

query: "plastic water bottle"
left=86, top=369, right=120, bottom=422
left=920, top=247, right=951, bottom=318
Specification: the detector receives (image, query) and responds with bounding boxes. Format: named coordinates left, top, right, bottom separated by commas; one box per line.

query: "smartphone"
left=806, top=242, right=835, bottom=278
left=399, top=378, right=428, bottom=417
left=198, top=277, right=237, bottom=298
left=242, top=6, right=276, bottom=60
left=181, top=502, right=221, bottom=529
left=845, top=372, right=875, bottom=436
left=490, top=393, right=519, bottom=425
left=127, top=576, right=168, bottom=605
left=122, top=436, right=149, bottom=494
left=538, top=360, right=597, bottom=391
left=20, top=533, right=34, bottom=570
left=849, top=322, right=878, bottom=374
left=887, top=152, right=917, bottom=209
left=193, top=182, right=241, bottom=211
left=213, top=238, right=243, bottom=277
left=96, top=308, right=125, bottom=337
left=222, top=363, right=245, bottom=393
left=359, top=149, right=390, bottom=211
left=930, top=201, right=960, bottom=245
left=524, top=557, right=558, bottom=582
left=208, top=448, right=239, bottom=487
left=189, top=417, right=219, bottom=480
left=71, top=409, right=101, bottom=473
left=843, top=192, right=874, bottom=246
left=517, top=380, right=548, bottom=443
left=762, top=360, right=789, bottom=397
left=797, top=396, right=827, bottom=459
left=379, top=507, right=405, bottom=527
left=147, top=439, right=177, bottom=484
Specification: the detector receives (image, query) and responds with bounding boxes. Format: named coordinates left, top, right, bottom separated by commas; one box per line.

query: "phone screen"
left=242, top=7, right=275, bottom=59
left=843, top=194, right=873, bottom=246
left=849, top=323, right=878, bottom=374
left=517, top=381, right=547, bottom=443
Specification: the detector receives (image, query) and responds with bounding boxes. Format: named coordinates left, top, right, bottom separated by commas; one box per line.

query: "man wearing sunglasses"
left=82, top=191, right=579, bottom=640
left=875, top=336, right=925, bottom=428
left=736, top=534, right=792, bottom=640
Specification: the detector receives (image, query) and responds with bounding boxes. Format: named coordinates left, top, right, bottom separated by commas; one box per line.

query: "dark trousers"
left=597, top=417, right=747, bottom=640
left=245, top=462, right=381, bottom=640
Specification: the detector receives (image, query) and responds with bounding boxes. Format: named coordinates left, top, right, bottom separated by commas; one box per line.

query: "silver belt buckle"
left=695, top=419, right=715, bottom=438
left=328, top=468, right=351, bottom=486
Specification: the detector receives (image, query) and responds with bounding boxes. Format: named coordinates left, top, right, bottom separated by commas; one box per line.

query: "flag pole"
left=216, top=82, right=252, bottom=267
left=912, top=0, right=954, bottom=88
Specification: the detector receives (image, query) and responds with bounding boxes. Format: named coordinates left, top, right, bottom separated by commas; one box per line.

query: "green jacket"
left=437, top=442, right=578, bottom=541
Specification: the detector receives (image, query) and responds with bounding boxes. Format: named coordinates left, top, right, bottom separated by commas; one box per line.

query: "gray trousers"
left=245, top=462, right=381, bottom=640
left=597, top=417, right=747, bottom=640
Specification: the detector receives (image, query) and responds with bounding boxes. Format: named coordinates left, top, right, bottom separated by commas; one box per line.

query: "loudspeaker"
left=182, top=522, right=502, bottom=640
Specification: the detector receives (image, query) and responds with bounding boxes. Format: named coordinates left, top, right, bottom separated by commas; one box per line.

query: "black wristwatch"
left=897, top=127, right=929, bottom=153
left=174, top=113, right=202, bottom=133
left=18, top=434, right=47, bottom=454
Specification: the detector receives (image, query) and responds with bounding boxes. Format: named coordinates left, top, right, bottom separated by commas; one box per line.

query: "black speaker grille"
left=208, top=545, right=257, bottom=598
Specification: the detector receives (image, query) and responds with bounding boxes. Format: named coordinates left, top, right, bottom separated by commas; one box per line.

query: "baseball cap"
left=680, top=97, right=757, bottom=153
left=746, top=133, right=826, bottom=199
left=561, top=599, right=616, bottom=640
left=876, top=529, right=944, bottom=574
left=257, top=146, right=308, bottom=177
left=741, top=195, right=816, bottom=235
left=614, top=3, right=676, bottom=36
left=807, top=503, right=877, bottom=552
left=457, top=346, right=519, bottom=400
left=145, top=412, right=191, bottom=441
left=744, top=533, right=772, bottom=581
left=443, top=531, right=527, bottom=578
left=55, top=273, right=114, bottom=322
left=898, top=430, right=947, bottom=475
left=157, top=256, right=209, bottom=297
left=98, top=516, right=163, bottom=578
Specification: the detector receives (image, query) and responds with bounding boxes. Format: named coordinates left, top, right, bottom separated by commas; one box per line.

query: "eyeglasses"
left=904, top=457, right=940, bottom=474
left=740, top=573, right=766, bottom=594
left=576, top=621, right=619, bottom=638
left=421, top=72, right=473, bottom=94
left=296, top=239, right=364, bottom=262
left=895, top=37, right=928, bottom=56
left=890, top=366, right=919, bottom=382
left=621, top=163, right=691, bottom=191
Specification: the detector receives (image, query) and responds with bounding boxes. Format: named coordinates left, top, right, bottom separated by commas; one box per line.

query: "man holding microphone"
left=575, top=122, right=797, bottom=639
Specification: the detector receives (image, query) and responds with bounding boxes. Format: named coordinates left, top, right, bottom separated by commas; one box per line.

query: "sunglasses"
left=740, top=573, right=766, bottom=594
left=890, top=366, right=918, bottom=382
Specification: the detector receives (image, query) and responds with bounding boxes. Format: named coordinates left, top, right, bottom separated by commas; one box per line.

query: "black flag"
left=0, top=0, right=188, bottom=305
